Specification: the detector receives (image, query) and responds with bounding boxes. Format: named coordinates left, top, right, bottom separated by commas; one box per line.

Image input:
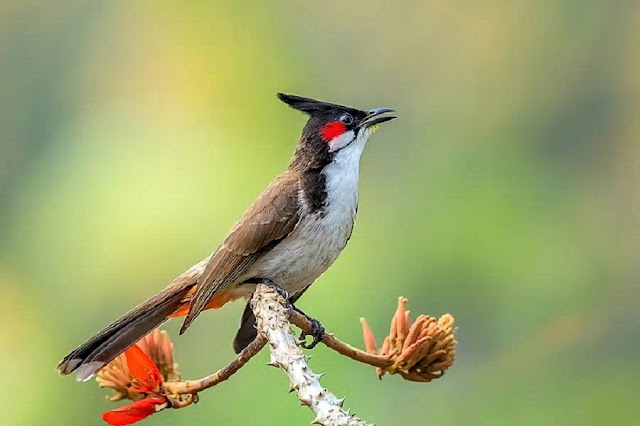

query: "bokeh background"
left=1, top=1, right=639, bottom=425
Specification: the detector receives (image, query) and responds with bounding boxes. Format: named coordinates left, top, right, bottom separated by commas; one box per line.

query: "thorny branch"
left=251, top=285, right=370, bottom=425
left=161, top=298, right=393, bottom=399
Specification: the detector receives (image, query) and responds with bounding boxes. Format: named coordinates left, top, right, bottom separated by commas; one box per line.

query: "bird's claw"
left=258, top=279, right=323, bottom=348
left=299, top=317, right=325, bottom=349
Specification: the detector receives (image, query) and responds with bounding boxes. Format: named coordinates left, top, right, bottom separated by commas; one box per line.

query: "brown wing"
left=179, top=170, right=301, bottom=334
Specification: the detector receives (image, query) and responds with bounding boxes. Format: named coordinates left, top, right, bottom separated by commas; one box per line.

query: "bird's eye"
left=339, top=113, right=353, bottom=125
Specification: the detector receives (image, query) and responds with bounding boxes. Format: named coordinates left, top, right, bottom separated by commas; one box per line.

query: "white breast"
left=246, top=134, right=367, bottom=295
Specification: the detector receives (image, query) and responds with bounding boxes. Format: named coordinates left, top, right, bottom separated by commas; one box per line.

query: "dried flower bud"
left=361, top=297, right=456, bottom=382
left=359, top=318, right=378, bottom=354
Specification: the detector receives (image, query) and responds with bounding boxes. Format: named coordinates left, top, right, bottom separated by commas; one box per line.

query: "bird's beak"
left=359, top=108, right=397, bottom=129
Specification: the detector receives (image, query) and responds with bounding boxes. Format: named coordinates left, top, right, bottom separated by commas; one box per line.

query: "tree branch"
left=102, top=288, right=456, bottom=425
left=163, top=292, right=393, bottom=401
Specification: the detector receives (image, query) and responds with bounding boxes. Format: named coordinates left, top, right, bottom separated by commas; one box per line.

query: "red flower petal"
left=124, top=345, right=162, bottom=393
left=102, top=397, right=166, bottom=426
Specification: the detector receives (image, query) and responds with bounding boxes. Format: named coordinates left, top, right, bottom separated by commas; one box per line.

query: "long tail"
left=57, top=285, right=190, bottom=382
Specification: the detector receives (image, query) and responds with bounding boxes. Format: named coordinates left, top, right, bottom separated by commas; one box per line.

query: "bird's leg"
left=257, top=279, right=324, bottom=349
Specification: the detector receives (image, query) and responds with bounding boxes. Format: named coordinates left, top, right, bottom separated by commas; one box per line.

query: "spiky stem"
left=251, top=284, right=371, bottom=426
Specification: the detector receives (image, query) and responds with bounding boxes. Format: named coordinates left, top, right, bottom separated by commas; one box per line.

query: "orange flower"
left=102, top=345, right=166, bottom=425
left=102, top=397, right=167, bottom=426
left=97, top=329, right=180, bottom=401
left=125, top=345, right=163, bottom=394
left=98, top=330, right=195, bottom=425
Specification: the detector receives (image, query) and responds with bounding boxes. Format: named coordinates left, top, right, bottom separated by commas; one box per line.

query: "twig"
left=289, top=309, right=393, bottom=370
left=163, top=334, right=266, bottom=396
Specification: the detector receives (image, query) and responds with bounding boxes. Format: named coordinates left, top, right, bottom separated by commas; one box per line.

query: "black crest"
left=277, top=93, right=362, bottom=118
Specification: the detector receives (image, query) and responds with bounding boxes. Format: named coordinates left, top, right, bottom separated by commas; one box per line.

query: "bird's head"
left=278, top=93, right=396, bottom=170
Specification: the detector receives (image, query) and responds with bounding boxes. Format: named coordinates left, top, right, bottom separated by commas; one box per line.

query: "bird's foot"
left=257, top=279, right=324, bottom=348
left=294, top=307, right=325, bottom=349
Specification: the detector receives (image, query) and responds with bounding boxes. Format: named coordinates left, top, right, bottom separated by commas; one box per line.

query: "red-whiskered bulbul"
left=57, top=93, right=396, bottom=381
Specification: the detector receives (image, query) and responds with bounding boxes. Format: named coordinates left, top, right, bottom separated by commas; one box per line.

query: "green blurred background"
left=1, top=1, right=639, bottom=425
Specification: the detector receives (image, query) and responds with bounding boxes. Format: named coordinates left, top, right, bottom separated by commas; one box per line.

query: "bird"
left=57, top=93, right=396, bottom=382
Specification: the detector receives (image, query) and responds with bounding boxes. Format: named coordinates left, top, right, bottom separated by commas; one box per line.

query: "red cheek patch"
left=320, top=121, right=347, bottom=142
